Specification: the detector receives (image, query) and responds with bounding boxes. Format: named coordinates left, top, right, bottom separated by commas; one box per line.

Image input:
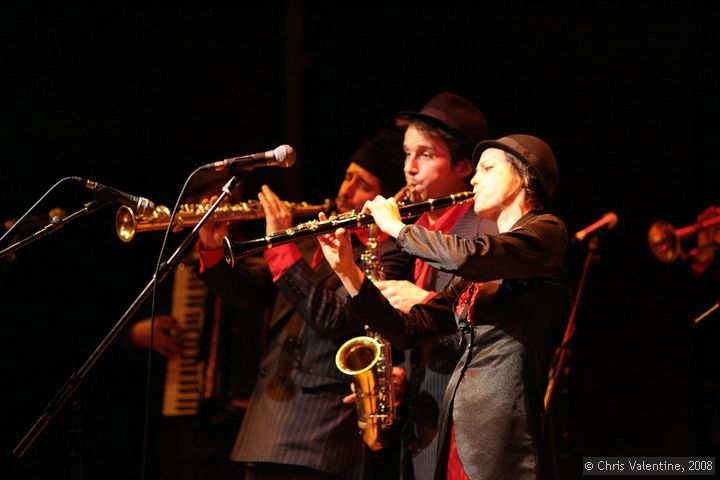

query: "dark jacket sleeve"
left=274, top=238, right=413, bottom=338
left=396, top=213, right=567, bottom=282
left=273, top=258, right=356, bottom=337
left=346, top=276, right=466, bottom=350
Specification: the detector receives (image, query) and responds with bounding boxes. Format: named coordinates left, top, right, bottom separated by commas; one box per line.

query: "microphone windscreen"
left=275, top=145, right=297, bottom=168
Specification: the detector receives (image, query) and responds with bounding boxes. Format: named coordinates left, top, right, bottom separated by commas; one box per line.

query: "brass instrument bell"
left=648, top=214, right=720, bottom=262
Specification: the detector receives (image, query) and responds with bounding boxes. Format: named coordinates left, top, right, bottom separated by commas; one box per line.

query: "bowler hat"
left=473, top=134, right=558, bottom=199
left=396, top=92, right=489, bottom=145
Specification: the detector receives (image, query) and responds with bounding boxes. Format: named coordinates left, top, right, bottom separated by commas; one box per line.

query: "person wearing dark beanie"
left=350, top=128, right=406, bottom=198
left=194, top=130, right=414, bottom=480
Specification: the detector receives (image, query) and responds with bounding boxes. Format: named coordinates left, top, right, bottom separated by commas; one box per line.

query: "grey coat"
left=401, top=206, right=496, bottom=480
left=347, top=212, right=568, bottom=479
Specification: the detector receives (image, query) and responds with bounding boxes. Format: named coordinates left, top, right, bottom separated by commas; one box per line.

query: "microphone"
left=574, top=212, right=618, bottom=242
left=199, top=144, right=296, bottom=172
left=73, top=177, right=156, bottom=213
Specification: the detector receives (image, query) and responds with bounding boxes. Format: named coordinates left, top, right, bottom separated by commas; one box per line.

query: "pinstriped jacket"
left=201, top=236, right=412, bottom=477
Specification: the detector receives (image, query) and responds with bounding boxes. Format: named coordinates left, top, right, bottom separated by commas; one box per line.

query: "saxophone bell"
left=335, top=335, right=395, bottom=451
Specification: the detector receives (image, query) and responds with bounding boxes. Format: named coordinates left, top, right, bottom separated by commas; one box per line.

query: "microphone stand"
left=693, top=300, right=719, bottom=326
left=544, top=235, right=599, bottom=480
left=545, top=235, right=598, bottom=411
left=12, top=175, right=243, bottom=460
left=0, top=201, right=103, bottom=260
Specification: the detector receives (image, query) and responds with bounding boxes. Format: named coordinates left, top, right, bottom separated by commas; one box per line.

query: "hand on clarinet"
left=317, top=212, right=365, bottom=296
left=363, top=195, right=406, bottom=239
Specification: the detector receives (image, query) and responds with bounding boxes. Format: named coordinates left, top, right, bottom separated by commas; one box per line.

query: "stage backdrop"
left=2, top=3, right=718, bottom=478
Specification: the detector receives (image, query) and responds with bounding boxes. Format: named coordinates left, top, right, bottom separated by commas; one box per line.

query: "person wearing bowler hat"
left=318, top=134, right=569, bottom=479
left=358, top=92, right=497, bottom=480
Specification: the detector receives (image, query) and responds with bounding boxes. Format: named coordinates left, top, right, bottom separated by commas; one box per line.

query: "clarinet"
left=224, top=190, right=474, bottom=267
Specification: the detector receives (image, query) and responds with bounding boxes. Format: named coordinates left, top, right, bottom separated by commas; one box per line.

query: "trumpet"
left=223, top=191, right=475, bottom=266
left=116, top=199, right=332, bottom=242
left=648, top=213, right=720, bottom=262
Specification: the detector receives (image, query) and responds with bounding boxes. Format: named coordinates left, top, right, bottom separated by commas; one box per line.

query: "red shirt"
left=412, top=202, right=473, bottom=294
left=447, top=425, right=469, bottom=480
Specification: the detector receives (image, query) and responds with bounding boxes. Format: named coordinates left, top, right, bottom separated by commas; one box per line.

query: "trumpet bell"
left=648, top=220, right=680, bottom=263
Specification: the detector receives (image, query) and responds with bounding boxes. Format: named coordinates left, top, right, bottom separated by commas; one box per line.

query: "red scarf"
left=413, top=203, right=473, bottom=288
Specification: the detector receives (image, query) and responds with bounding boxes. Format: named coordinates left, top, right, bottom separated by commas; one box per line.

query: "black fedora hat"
left=473, top=134, right=559, bottom=199
left=396, top=92, right=489, bottom=145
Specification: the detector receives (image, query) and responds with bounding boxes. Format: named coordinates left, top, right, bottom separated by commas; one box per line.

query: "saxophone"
left=335, top=223, right=396, bottom=451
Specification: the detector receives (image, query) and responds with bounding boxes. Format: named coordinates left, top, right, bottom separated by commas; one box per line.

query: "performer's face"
left=335, top=162, right=382, bottom=213
left=471, top=149, right=523, bottom=219
left=402, top=124, right=466, bottom=201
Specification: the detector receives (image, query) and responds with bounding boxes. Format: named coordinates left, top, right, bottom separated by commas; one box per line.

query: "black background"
left=2, top=2, right=719, bottom=478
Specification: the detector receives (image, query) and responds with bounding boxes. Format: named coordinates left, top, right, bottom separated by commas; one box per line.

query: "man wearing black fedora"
left=369, top=92, right=497, bottom=479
